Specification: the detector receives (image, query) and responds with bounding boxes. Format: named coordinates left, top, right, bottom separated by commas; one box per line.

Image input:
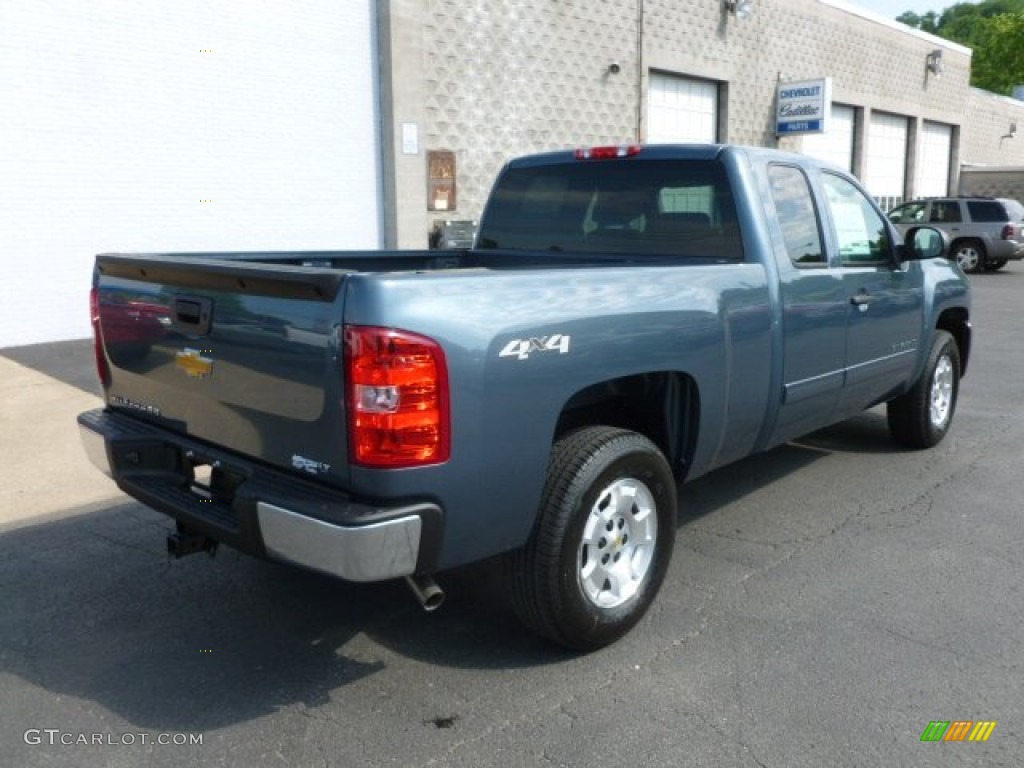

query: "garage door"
left=914, top=121, right=953, bottom=197
left=800, top=104, right=856, bottom=171
left=647, top=73, right=718, bottom=143
left=864, top=111, right=909, bottom=210
left=0, top=1, right=380, bottom=347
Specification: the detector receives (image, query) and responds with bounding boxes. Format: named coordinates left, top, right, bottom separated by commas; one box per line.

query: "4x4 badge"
left=499, top=334, right=571, bottom=361
left=176, top=348, right=214, bottom=379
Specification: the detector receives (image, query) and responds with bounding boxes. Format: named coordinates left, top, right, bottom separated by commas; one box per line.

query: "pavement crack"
left=685, top=707, right=770, bottom=767
left=877, top=624, right=1014, bottom=672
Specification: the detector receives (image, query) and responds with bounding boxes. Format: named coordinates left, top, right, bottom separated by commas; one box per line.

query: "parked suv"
left=888, top=196, right=1024, bottom=272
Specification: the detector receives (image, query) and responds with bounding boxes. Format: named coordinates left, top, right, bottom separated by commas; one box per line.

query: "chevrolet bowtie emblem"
left=175, top=348, right=214, bottom=379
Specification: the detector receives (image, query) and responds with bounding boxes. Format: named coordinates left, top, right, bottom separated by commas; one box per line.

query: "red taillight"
left=344, top=325, right=450, bottom=468
left=90, top=287, right=111, bottom=389
left=574, top=145, right=643, bottom=160
left=1000, top=224, right=1015, bottom=240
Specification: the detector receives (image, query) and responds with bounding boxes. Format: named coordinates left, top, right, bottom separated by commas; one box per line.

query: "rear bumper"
left=255, top=502, right=422, bottom=582
left=989, top=240, right=1024, bottom=261
left=78, top=408, right=441, bottom=582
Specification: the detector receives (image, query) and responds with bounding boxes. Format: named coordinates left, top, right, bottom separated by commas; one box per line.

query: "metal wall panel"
left=0, top=1, right=380, bottom=347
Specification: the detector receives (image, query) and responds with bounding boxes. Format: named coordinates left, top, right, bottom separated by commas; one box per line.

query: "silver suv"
left=888, top=196, right=1024, bottom=273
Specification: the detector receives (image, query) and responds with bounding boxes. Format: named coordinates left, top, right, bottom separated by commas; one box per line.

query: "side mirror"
left=899, top=226, right=950, bottom=262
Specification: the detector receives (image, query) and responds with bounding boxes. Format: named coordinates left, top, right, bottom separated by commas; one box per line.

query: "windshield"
left=477, top=158, right=744, bottom=260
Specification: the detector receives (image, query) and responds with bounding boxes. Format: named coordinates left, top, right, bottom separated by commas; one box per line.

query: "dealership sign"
left=776, top=78, right=831, bottom=135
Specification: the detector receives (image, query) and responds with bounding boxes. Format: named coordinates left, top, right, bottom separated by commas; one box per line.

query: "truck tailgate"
left=93, top=253, right=351, bottom=484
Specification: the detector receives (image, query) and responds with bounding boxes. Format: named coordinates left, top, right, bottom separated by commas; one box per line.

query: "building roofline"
left=969, top=86, right=1024, bottom=107
left=818, top=0, right=973, bottom=57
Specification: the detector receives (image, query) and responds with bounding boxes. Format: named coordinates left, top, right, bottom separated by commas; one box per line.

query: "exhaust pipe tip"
left=405, top=575, right=445, bottom=612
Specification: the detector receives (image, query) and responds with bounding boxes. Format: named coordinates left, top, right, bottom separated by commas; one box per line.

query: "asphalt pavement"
left=1, top=271, right=1021, bottom=767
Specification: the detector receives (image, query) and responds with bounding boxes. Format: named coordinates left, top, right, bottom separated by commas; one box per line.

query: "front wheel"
left=983, top=258, right=1007, bottom=272
left=887, top=330, right=960, bottom=449
left=507, top=427, right=676, bottom=651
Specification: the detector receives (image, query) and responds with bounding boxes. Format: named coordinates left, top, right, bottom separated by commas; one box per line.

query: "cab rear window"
left=477, top=159, right=743, bottom=260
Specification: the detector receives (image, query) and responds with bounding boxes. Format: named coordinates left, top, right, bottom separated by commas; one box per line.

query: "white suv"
left=888, top=197, right=1024, bottom=273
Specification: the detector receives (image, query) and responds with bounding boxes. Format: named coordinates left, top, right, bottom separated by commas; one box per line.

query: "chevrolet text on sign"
left=776, top=77, right=831, bottom=135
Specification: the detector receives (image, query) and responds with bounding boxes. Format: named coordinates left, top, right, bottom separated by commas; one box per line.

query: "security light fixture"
left=725, top=0, right=753, bottom=21
left=926, top=49, right=944, bottom=77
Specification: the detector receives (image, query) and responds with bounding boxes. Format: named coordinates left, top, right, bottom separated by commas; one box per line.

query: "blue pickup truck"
left=79, top=144, right=970, bottom=649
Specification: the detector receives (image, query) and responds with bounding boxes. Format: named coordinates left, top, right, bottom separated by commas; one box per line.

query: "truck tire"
left=951, top=240, right=985, bottom=273
left=983, top=258, right=1007, bottom=272
left=886, top=330, right=960, bottom=449
left=507, top=427, right=676, bottom=650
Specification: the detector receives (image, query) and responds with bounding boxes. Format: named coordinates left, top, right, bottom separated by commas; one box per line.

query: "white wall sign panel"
left=1, top=1, right=380, bottom=347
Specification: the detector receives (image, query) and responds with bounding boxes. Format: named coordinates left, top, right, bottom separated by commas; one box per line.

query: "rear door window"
left=930, top=201, right=962, bottom=223
left=767, top=164, right=825, bottom=267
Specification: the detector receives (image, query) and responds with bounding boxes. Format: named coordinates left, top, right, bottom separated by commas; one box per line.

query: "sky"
left=847, top=0, right=950, bottom=17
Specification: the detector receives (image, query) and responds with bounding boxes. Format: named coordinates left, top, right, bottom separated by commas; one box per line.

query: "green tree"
left=896, top=11, right=939, bottom=32
left=939, top=0, right=1024, bottom=24
left=964, top=12, right=1024, bottom=94
left=896, top=1, right=1024, bottom=95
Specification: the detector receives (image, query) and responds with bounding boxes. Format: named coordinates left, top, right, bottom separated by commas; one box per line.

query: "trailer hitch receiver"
left=167, top=525, right=219, bottom=559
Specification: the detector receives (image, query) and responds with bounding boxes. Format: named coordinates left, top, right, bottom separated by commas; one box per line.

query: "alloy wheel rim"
left=577, top=477, right=658, bottom=609
left=930, top=355, right=954, bottom=427
left=956, top=248, right=979, bottom=271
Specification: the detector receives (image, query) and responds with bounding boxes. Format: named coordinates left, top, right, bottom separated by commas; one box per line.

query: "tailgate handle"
left=172, top=296, right=213, bottom=336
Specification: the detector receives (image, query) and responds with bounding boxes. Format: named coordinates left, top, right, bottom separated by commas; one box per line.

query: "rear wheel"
left=887, top=330, right=960, bottom=449
left=507, top=427, right=676, bottom=651
left=951, top=240, right=985, bottom=273
left=983, top=258, right=1007, bottom=272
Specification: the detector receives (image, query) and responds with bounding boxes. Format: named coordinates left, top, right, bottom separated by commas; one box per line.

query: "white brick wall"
left=420, top=0, right=639, bottom=223
left=0, top=0, right=380, bottom=347
left=962, top=88, right=1024, bottom=168
left=412, top=0, right=982, bottom=220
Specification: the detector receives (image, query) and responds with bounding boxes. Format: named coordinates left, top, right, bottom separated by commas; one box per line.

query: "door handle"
left=850, top=292, right=872, bottom=306
left=171, top=295, right=214, bottom=336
